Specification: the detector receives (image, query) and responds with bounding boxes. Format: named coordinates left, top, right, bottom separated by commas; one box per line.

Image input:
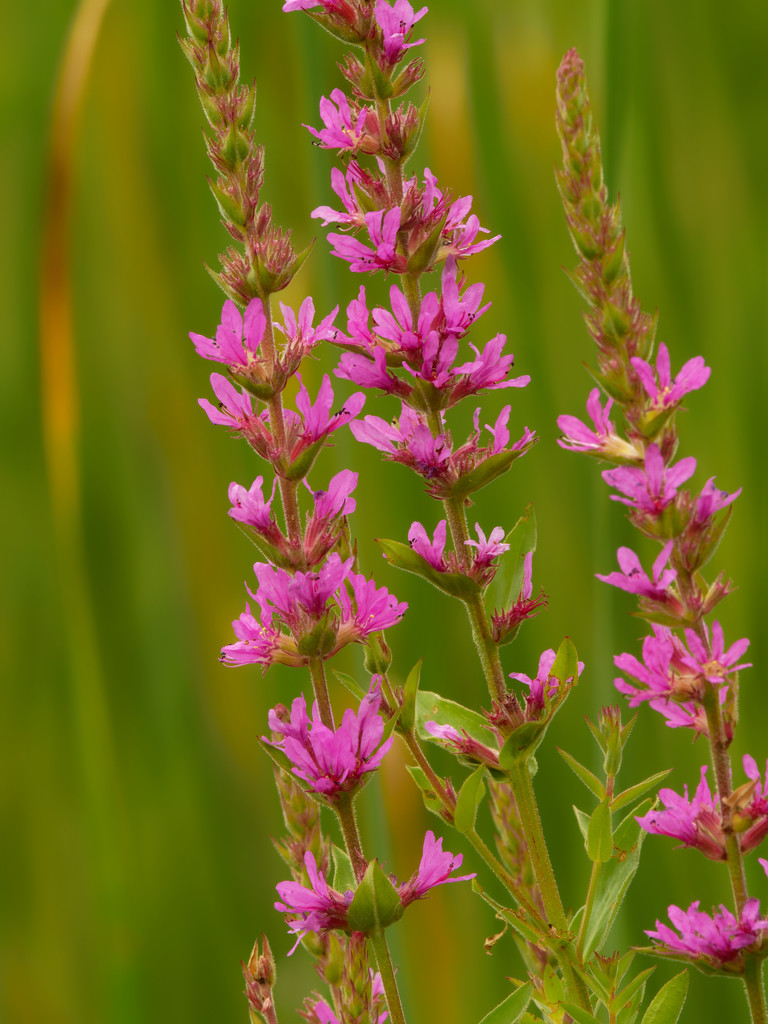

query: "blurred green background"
left=4, top=0, right=768, bottom=1021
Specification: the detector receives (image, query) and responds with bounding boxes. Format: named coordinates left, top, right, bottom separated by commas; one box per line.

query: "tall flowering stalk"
left=178, top=2, right=716, bottom=1022
left=556, top=48, right=768, bottom=1022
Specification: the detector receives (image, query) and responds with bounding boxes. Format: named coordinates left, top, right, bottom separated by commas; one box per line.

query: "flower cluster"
left=275, top=831, right=474, bottom=950
left=266, top=679, right=393, bottom=799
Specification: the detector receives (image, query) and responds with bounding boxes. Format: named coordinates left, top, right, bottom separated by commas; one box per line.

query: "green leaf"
left=639, top=971, right=688, bottom=1024
left=573, top=805, right=589, bottom=843
left=331, top=845, right=356, bottom=894
left=559, top=1003, right=602, bottom=1024
left=550, top=636, right=580, bottom=684
left=498, top=722, right=547, bottom=766
left=611, top=768, right=673, bottom=813
left=416, top=691, right=496, bottom=747
left=579, top=799, right=653, bottom=958
left=478, top=982, right=533, bottom=1024
left=398, top=660, right=422, bottom=734
left=406, top=764, right=446, bottom=819
left=332, top=669, right=366, bottom=701
left=486, top=505, right=537, bottom=612
left=455, top=766, right=486, bottom=834
left=377, top=537, right=481, bottom=599
left=470, top=881, right=548, bottom=946
left=586, top=799, right=613, bottom=863
left=347, top=861, right=403, bottom=933
left=452, top=447, right=530, bottom=498
left=614, top=968, right=655, bottom=1013
left=557, top=748, right=605, bottom=800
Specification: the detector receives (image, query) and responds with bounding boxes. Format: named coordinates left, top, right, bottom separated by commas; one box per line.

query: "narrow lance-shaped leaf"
left=454, top=765, right=486, bottom=834
left=486, top=505, right=537, bottom=612
left=477, top=982, right=533, bottom=1024
left=639, top=971, right=688, bottom=1024
left=557, top=747, right=606, bottom=800
left=611, top=768, right=673, bottom=813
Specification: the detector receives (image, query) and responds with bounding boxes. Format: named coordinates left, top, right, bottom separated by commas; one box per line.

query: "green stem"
left=335, top=791, right=368, bottom=883
left=743, top=955, right=768, bottom=1024
left=308, top=657, right=336, bottom=730
left=506, top=761, right=590, bottom=1010
left=369, top=930, right=408, bottom=1024
left=465, top=827, right=543, bottom=922
left=260, top=298, right=303, bottom=550
left=507, top=761, right=567, bottom=931
left=702, top=683, right=748, bottom=912
left=576, top=859, right=602, bottom=961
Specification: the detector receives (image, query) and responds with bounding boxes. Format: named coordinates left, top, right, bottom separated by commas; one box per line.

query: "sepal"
left=346, top=861, right=403, bottom=933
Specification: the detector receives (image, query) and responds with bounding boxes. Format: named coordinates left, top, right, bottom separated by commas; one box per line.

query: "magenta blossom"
left=374, top=0, right=428, bottom=64
left=508, top=648, right=583, bottom=717
left=424, top=720, right=500, bottom=769
left=408, top=519, right=448, bottom=570
left=199, top=373, right=257, bottom=431
left=398, top=831, right=476, bottom=907
left=306, top=88, right=372, bottom=152
left=275, top=832, right=473, bottom=947
left=692, top=478, right=742, bottom=527
left=303, top=469, right=358, bottom=564
left=646, top=900, right=768, bottom=967
left=275, top=296, right=339, bottom=350
left=351, top=404, right=452, bottom=478
left=464, top=523, right=509, bottom=567
left=450, top=335, right=530, bottom=400
left=679, top=620, right=751, bottom=684
left=189, top=298, right=265, bottom=376
left=636, top=766, right=726, bottom=860
left=602, top=444, right=696, bottom=516
left=328, top=209, right=408, bottom=274
left=631, top=343, right=710, bottom=411
left=312, top=163, right=367, bottom=228
left=228, top=476, right=278, bottom=532
left=336, top=347, right=412, bottom=397
left=557, top=388, right=640, bottom=460
left=221, top=554, right=406, bottom=667
left=275, top=851, right=355, bottom=952
left=265, top=678, right=393, bottom=798
left=596, top=542, right=678, bottom=601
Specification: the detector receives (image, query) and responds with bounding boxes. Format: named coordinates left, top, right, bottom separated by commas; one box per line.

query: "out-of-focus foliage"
left=3, top=1, right=767, bottom=1021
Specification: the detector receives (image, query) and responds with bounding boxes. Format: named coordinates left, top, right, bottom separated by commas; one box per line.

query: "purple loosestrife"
left=265, top=680, right=393, bottom=799
left=275, top=831, right=473, bottom=948
left=646, top=901, right=768, bottom=970
left=556, top=48, right=767, bottom=1013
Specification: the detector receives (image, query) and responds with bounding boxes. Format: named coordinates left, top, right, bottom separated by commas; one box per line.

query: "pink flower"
left=276, top=297, right=339, bottom=350
left=265, top=679, right=393, bottom=798
left=408, top=519, right=448, bottom=570
left=336, top=347, right=412, bottom=397
left=221, top=604, right=298, bottom=668
left=596, top=542, right=677, bottom=600
left=738, top=756, right=768, bottom=854
left=312, top=164, right=367, bottom=228
left=306, top=89, right=371, bottom=152
left=337, top=571, right=409, bottom=642
left=372, top=283, right=440, bottom=354
left=189, top=298, right=266, bottom=375
left=351, top=405, right=452, bottom=478
left=275, top=832, right=472, bottom=947
left=451, top=335, right=530, bottom=399
left=693, top=478, right=741, bottom=526
left=424, top=720, right=500, bottom=769
left=374, top=0, right=428, bottom=64
left=199, top=373, right=257, bottom=430
left=275, top=851, right=355, bottom=951
left=630, top=343, right=710, bottom=411
left=646, top=900, right=768, bottom=966
left=328, top=209, right=408, bottom=274
left=602, top=444, right=696, bottom=515
left=558, top=388, right=639, bottom=460
left=228, top=476, right=279, bottom=533
left=295, top=373, right=366, bottom=445
left=397, top=831, right=476, bottom=906
left=464, top=523, right=509, bottom=567
left=636, top=766, right=726, bottom=860
left=678, top=620, right=751, bottom=684
left=508, top=648, right=582, bottom=715
left=439, top=256, right=491, bottom=336
left=303, top=469, right=358, bottom=564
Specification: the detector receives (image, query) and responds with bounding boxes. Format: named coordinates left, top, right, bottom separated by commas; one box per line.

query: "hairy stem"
left=369, top=930, right=408, bottom=1024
